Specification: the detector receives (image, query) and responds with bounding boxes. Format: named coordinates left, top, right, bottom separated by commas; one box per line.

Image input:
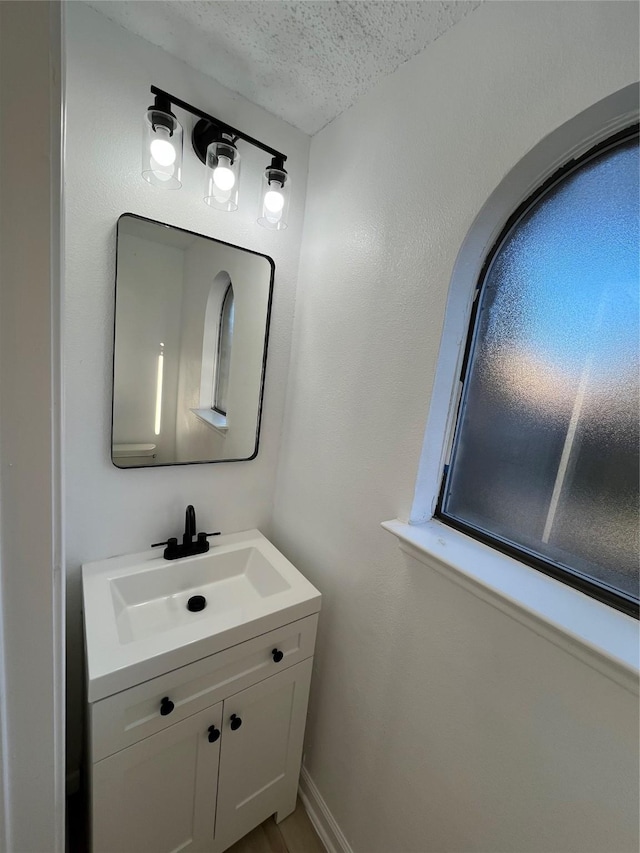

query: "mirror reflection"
left=112, top=214, right=274, bottom=467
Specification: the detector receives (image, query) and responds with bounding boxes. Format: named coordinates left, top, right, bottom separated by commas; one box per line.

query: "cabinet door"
left=92, top=703, right=222, bottom=853
left=213, top=658, right=313, bottom=853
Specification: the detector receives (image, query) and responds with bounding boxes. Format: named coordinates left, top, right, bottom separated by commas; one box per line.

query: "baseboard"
left=298, top=765, right=353, bottom=853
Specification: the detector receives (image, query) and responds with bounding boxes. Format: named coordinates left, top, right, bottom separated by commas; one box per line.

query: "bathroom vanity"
left=82, top=530, right=321, bottom=853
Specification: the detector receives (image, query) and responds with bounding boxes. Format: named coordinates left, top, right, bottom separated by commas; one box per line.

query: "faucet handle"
left=151, top=536, right=178, bottom=550
left=195, top=531, right=221, bottom=547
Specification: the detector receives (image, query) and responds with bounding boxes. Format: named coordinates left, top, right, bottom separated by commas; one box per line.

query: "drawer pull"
left=229, top=714, right=242, bottom=731
left=207, top=725, right=220, bottom=743
left=159, top=697, right=175, bottom=716
left=272, top=648, right=284, bottom=663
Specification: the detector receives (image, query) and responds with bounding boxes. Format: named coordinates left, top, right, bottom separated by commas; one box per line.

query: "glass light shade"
left=258, top=166, right=290, bottom=230
left=204, top=138, right=241, bottom=211
left=142, top=109, right=183, bottom=189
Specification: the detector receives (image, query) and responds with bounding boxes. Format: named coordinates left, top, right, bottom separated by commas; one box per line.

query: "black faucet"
left=184, top=504, right=196, bottom=546
left=151, top=504, right=220, bottom=560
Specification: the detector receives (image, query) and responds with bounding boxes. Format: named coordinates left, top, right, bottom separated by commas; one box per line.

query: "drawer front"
left=91, top=613, right=318, bottom=762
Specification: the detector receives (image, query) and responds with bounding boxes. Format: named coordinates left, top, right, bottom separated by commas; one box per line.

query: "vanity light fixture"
left=258, top=157, right=290, bottom=230
left=142, top=86, right=290, bottom=229
left=142, top=94, right=183, bottom=189
left=204, top=132, right=241, bottom=212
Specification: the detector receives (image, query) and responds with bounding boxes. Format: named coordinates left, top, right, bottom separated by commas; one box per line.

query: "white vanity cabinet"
left=88, top=614, right=318, bottom=853
left=213, top=659, right=313, bottom=853
left=92, top=703, right=223, bottom=853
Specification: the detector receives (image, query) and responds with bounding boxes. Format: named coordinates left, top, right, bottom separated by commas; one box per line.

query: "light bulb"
left=151, top=164, right=175, bottom=181
left=264, top=183, right=285, bottom=213
left=150, top=127, right=176, bottom=167
left=213, top=156, right=236, bottom=191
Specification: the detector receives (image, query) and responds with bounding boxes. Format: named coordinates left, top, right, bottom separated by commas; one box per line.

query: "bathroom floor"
left=227, top=799, right=325, bottom=853
left=67, top=793, right=324, bottom=853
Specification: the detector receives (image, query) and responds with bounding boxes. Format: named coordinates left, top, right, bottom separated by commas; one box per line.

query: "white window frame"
left=383, top=84, right=640, bottom=691
left=191, top=271, right=231, bottom=435
left=213, top=283, right=234, bottom=417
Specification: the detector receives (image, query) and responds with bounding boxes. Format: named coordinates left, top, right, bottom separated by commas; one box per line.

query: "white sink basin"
left=83, top=529, right=321, bottom=701
left=110, top=546, right=292, bottom=644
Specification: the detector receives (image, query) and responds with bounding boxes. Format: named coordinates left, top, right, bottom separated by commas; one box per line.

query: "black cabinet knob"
left=207, top=725, right=220, bottom=743
left=229, top=713, right=242, bottom=731
left=272, top=648, right=284, bottom=663
left=160, top=696, right=175, bottom=716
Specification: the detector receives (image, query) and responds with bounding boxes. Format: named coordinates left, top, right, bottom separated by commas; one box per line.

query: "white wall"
left=272, top=3, right=640, bottom=852
left=177, top=256, right=227, bottom=462
left=64, top=3, right=309, bottom=777
left=0, top=2, right=65, bottom=850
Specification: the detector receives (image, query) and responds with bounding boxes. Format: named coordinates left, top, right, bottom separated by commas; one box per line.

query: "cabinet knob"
left=160, top=696, right=175, bottom=716
left=207, top=725, right=220, bottom=743
left=229, top=713, right=242, bottom=731
left=272, top=648, right=284, bottom=663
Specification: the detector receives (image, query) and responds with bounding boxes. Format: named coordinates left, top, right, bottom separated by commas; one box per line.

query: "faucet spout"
left=184, top=504, right=196, bottom=544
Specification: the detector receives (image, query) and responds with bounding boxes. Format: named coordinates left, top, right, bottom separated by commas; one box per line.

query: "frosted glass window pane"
left=442, top=136, right=639, bottom=604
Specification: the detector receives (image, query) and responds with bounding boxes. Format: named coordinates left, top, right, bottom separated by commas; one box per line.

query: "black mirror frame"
left=111, top=212, right=275, bottom=469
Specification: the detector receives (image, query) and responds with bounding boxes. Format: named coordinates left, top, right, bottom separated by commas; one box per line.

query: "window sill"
left=190, top=408, right=228, bottom=436
left=381, top=518, right=639, bottom=694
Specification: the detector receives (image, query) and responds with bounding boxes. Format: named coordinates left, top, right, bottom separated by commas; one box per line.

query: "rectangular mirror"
left=112, top=214, right=274, bottom=467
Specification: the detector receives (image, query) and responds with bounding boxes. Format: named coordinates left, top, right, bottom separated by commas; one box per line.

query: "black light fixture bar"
left=150, top=86, right=287, bottom=166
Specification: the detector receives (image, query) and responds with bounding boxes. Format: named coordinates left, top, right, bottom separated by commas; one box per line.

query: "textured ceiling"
left=84, top=1, right=481, bottom=135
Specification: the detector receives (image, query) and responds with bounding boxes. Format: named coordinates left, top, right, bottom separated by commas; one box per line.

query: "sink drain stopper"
left=187, top=595, right=207, bottom=612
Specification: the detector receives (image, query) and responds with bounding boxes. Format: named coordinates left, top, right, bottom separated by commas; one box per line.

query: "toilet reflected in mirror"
left=112, top=214, right=274, bottom=467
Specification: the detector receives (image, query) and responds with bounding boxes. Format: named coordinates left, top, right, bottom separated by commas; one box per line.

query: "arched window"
left=213, top=284, right=234, bottom=416
left=437, top=127, right=639, bottom=616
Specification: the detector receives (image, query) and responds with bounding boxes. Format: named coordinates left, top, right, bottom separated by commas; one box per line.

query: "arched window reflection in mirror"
left=199, top=270, right=232, bottom=430
left=214, top=284, right=234, bottom=417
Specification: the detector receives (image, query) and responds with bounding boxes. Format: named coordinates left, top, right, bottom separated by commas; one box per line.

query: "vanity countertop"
left=82, top=529, right=321, bottom=701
